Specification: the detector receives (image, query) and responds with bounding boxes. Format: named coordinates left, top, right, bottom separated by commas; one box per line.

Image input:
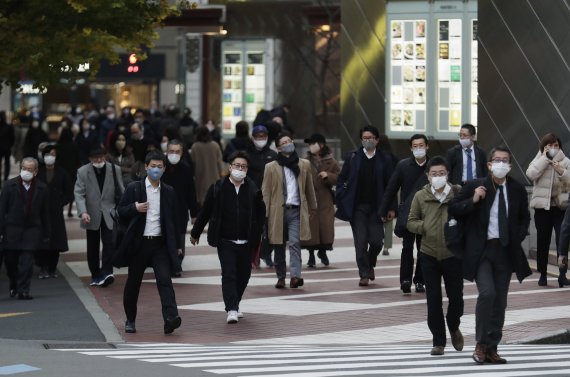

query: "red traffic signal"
left=127, top=53, right=139, bottom=73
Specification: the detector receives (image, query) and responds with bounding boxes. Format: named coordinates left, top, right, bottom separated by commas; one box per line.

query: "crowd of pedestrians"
left=0, top=103, right=568, bottom=363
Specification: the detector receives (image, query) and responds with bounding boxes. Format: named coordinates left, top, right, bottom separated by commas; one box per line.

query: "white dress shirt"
left=487, top=184, right=509, bottom=240
left=461, top=146, right=478, bottom=182
left=228, top=176, right=248, bottom=245
left=362, top=147, right=376, bottom=159
left=143, top=177, right=162, bottom=236
left=22, top=181, right=31, bottom=191
left=284, top=166, right=300, bottom=206
left=431, top=184, right=451, bottom=203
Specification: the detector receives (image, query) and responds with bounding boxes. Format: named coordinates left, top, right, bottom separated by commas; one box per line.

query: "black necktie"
left=498, top=185, right=509, bottom=247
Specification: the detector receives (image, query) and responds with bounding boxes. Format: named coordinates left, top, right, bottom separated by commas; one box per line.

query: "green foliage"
left=0, top=0, right=178, bottom=90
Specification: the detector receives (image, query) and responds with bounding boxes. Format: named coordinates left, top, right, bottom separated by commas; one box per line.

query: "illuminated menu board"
left=437, top=19, right=462, bottom=132
left=245, top=52, right=265, bottom=121
left=389, top=19, right=427, bottom=132
left=222, top=51, right=243, bottom=133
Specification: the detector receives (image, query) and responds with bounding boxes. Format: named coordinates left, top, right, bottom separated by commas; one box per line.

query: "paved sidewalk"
left=61, top=215, right=570, bottom=346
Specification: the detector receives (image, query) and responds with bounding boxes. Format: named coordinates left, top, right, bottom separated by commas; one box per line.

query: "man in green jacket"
left=407, top=156, right=464, bottom=356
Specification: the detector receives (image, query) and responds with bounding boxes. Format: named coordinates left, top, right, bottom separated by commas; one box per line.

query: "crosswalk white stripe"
left=164, top=349, right=569, bottom=368
left=202, top=353, right=570, bottom=374
left=232, top=361, right=570, bottom=377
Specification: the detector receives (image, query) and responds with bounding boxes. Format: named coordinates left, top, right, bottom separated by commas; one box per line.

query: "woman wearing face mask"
left=301, top=134, right=340, bottom=268
left=35, top=145, right=73, bottom=278
left=106, top=131, right=135, bottom=186
left=407, top=156, right=465, bottom=356
left=74, top=118, right=98, bottom=165
left=526, top=133, right=570, bottom=287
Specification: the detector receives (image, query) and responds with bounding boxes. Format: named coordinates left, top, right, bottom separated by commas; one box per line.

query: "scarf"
left=276, top=151, right=300, bottom=177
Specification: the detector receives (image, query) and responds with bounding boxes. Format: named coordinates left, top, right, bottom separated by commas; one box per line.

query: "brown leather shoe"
left=486, top=349, right=507, bottom=364
left=369, top=268, right=375, bottom=281
left=450, top=329, right=464, bottom=351
left=275, top=278, right=286, bottom=289
left=472, top=343, right=486, bottom=364
left=359, top=277, right=369, bottom=286
left=290, top=277, right=304, bottom=288
left=430, top=346, right=445, bottom=355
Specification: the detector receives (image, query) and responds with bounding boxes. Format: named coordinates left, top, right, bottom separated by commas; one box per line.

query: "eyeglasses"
left=278, top=140, right=292, bottom=147
left=361, top=136, right=377, bottom=141
left=428, top=172, right=447, bottom=178
left=491, top=158, right=510, bottom=164
left=231, top=163, right=248, bottom=170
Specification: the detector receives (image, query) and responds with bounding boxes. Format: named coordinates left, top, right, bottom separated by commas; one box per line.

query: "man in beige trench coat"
left=262, top=133, right=317, bottom=289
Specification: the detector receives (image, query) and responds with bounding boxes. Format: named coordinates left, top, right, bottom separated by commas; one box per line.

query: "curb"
left=59, top=262, right=124, bottom=344
left=509, top=329, right=570, bottom=345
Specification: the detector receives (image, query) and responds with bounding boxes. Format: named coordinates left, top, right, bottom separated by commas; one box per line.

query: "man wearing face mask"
left=262, top=134, right=317, bottom=289
left=74, top=147, right=124, bottom=287
left=0, top=158, right=50, bottom=300
left=407, top=156, right=464, bottom=356
left=336, top=125, right=395, bottom=287
left=447, top=124, right=488, bottom=185
left=190, top=152, right=265, bottom=323
left=246, top=126, right=278, bottom=267
left=449, top=146, right=531, bottom=365
left=162, top=140, right=199, bottom=275
left=381, top=134, right=429, bottom=294
left=114, top=151, right=183, bottom=334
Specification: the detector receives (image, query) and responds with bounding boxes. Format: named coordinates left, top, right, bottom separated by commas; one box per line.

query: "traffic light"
left=127, top=53, right=139, bottom=73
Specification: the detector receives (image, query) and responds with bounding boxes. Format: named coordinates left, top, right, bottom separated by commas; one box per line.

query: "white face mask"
left=20, top=170, right=34, bottom=182
left=412, top=148, right=426, bottom=159
left=167, top=153, right=181, bottom=165
left=430, top=175, right=447, bottom=190
left=459, top=138, right=472, bottom=148
left=309, top=144, right=321, bottom=155
left=161, top=142, right=168, bottom=153
left=491, top=162, right=511, bottom=179
left=230, top=169, right=247, bottom=181
left=253, top=139, right=268, bottom=149
left=44, top=156, right=56, bottom=166
left=548, top=148, right=559, bottom=158
left=92, top=161, right=105, bottom=169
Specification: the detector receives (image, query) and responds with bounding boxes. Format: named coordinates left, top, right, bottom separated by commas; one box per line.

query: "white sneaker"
left=227, top=310, right=239, bottom=324
left=237, top=311, right=244, bottom=318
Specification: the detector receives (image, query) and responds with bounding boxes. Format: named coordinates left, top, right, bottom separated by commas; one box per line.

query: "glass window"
left=437, top=19, right=462, bottom=132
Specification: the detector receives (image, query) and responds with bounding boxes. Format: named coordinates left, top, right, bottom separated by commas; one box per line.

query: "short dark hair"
left=488, top=145, right=511, bottom=162
left=461, top=123, right=476, bottom=136
left=359, top=125, right=380, bottom=139
left=228, top=150, right=250, bottom=164
left=145, top=150, right=167, bottom=166
left=275, top=131, right=293, bottom=147
left=167, top=139, right=184, bottom=149
left=409, top=133, right=429, bottom=146
left=235, top=121, right=249, bottom=138
left=538, top=133, right=562, bottom=152
left=426, top=155, right=449, bottom=172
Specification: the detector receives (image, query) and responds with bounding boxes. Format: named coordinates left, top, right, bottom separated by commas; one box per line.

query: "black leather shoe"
left=125, top=321, right=136, bottom=333
left=18, top=292, right=33, bottom=300
left=538, top=273, right=547, bottom=286
left=9, top=289, right=17, bottom=298
left=164, top=316, right=182, bottom=334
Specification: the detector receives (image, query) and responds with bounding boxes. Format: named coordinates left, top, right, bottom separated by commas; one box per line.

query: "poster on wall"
left=438, top=19, right=462, bottom=132
left=389, top=19, right=427, bottom=132
left=222, top=51, right=243, bottom=132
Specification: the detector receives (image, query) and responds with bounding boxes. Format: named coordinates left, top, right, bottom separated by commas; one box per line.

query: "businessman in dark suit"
left=0, top=157, right=50, bottom=299
left=449, top=146, right=531, bottom=365
left=114, top=151, right=182, bottom=335
left=446, top=124, right=488, bottom=185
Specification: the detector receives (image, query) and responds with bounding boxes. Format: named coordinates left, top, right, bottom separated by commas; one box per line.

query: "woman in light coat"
left=191, top=125, right=224, bottom=207
left=301, top=134, right=340, bottom=267
left=526, top=133, right=570, bottom=287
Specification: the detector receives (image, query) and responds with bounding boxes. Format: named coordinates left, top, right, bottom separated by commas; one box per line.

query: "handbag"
left=394, top=174, right=428, bottom=238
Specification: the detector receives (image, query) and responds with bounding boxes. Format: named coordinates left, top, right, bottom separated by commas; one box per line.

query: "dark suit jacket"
left=447, top=144, right=488, bottom=185
left=0, top=177, right=50, bottom=250
left=557, top=199, right=570, bottom=259
left=448, top=176, right=532, bottom=282
left=335, top=148, right=395, bottom=222
left=113, top=179, right=181, bottom=272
